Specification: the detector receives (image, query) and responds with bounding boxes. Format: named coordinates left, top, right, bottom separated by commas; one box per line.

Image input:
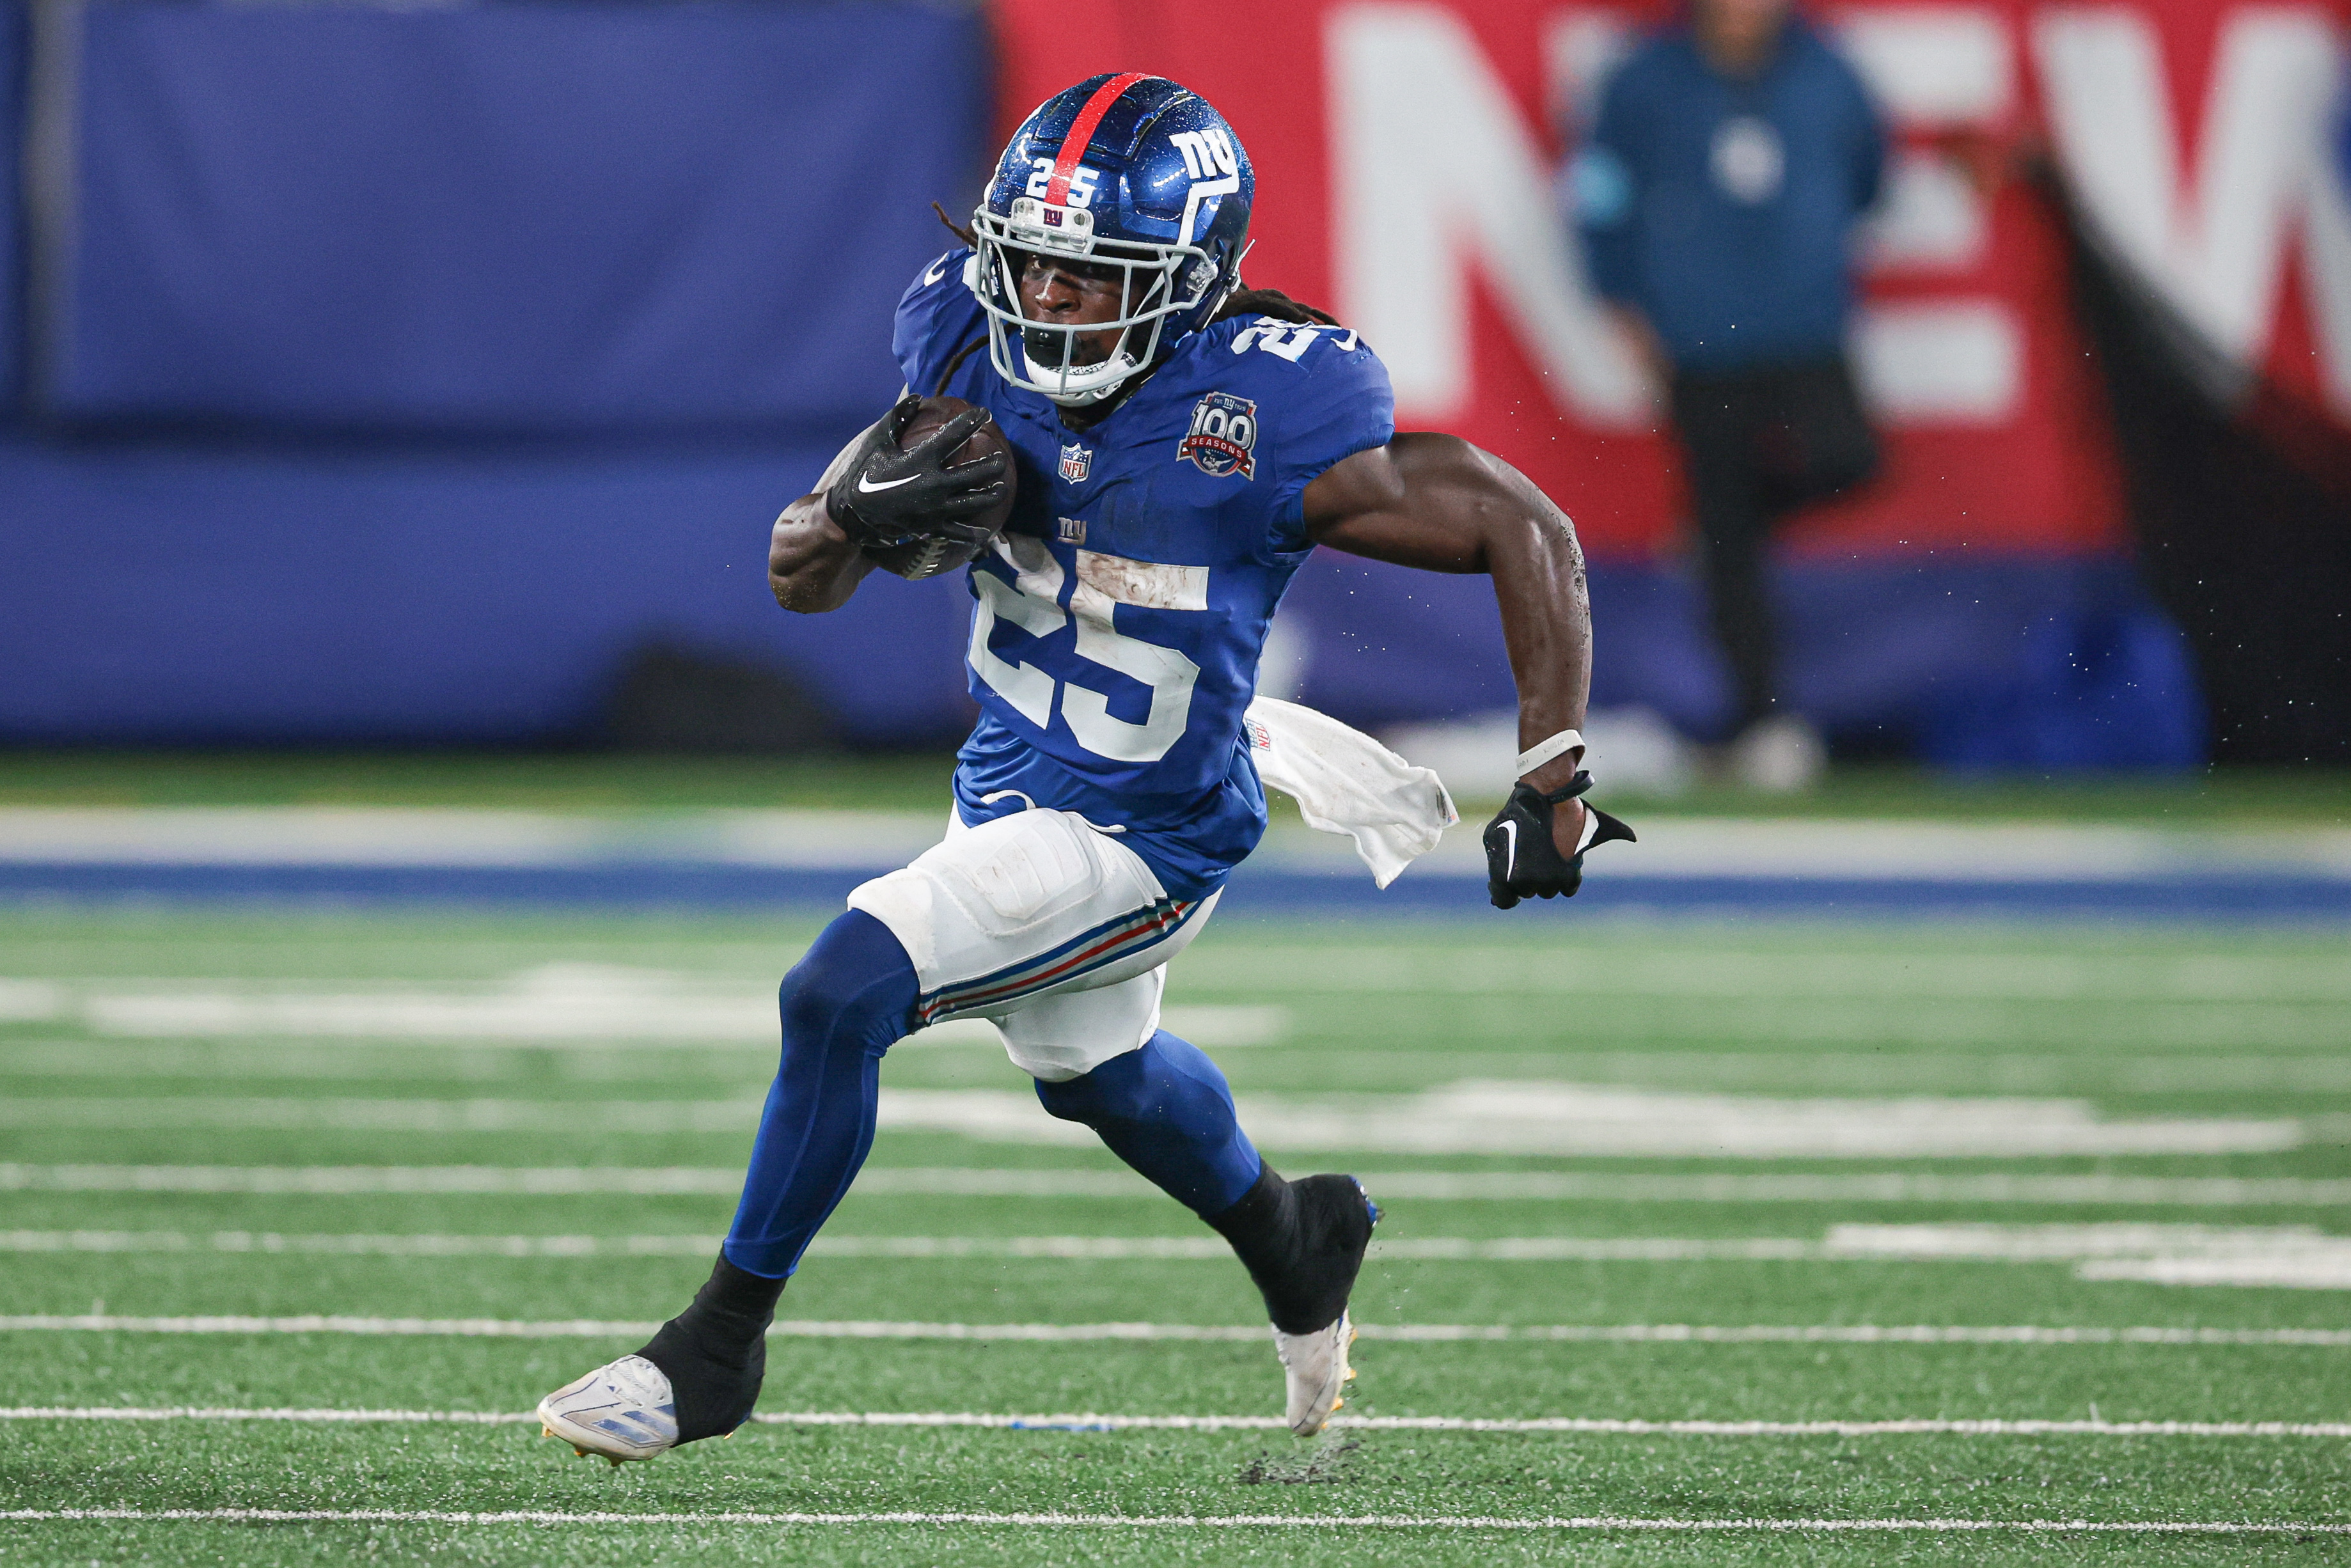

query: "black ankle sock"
left=634, top=1253, right=785, bottom=1443
left=1206, top=1165, right=1374, bottom=1335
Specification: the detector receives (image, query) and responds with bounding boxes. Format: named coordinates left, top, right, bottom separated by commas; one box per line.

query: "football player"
left=539, top=72, right=1630, bottom=1464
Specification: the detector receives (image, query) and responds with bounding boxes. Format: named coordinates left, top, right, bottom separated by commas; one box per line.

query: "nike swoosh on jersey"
left=922, top=255, right=951, bottom=285
left=857, top=472, right=920, bottom=494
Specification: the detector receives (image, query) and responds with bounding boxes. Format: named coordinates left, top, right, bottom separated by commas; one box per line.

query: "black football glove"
left=1482, top=770, right=1637, bottom=909
left=825, top=396, right=1010, bottom=552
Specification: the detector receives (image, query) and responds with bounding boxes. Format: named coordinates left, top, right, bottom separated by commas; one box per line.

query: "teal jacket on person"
left=1572, top=17, right=1885, bottom=375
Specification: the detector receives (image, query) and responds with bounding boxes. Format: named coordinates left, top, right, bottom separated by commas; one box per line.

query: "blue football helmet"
left=971, top=74, right=1254, bottom=406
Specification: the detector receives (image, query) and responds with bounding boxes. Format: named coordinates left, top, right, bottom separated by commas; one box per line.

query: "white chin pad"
left=1023, top=345, right=1142, bottom=405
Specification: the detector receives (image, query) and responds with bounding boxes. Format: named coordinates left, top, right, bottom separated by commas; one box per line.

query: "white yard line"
left=0, top=1087, right=2302, bottom=1157
left=6, top=1407, right=2351, bottom=1439
left=1, top=1506, right=2348, bottom=1534
left=1180, top=945, right=2351, bottom=1000
left=15, top=1041, right=2351, bottom=1085
left=12, top=1163, right=2351, bottom=1206
left=3, top=1314, right=2344, bottom=1345
left=0, top=1162, right=764, bottom=1196
left=1342, top=1049, right=2351, bottom=1091
left=0, top=806, right=947, bottom=870
left=13, top=982, right=1284, bottom=1050
left=11, top=948, right=2351, bottom=1039
left=0, top=1097, right=766, bottom=1134
left=1225, top=1083, right=2304, bottom=1159
left=0, top=1230, right=1823, bottom=1262
left=22, top=1225, right=2351, bottom=1287
left=1348, top=1171, right=2351, bottom=1205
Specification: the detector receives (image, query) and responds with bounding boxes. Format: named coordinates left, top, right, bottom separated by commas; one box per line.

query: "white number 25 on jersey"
left=968, top=538, right=1204, bottom=764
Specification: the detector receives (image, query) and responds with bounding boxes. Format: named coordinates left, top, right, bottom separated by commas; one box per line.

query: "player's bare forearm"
left=1301, top=433, right=1594, bottom=795
left=769, top=418, right=891, bottom=614
left=768, top=492, right=876, bottom=614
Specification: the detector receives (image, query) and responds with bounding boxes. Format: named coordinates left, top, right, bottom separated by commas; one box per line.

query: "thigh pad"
left=847, top=808, right=1215, bottom=1026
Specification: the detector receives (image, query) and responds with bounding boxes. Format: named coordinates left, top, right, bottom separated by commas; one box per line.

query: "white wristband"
left=1515, top=728, right=1585, bottom=779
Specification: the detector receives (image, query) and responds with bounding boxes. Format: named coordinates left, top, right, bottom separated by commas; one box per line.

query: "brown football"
left=864, top=395, right=1017, bottom=581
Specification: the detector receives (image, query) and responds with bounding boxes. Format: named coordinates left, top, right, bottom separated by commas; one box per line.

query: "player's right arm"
left=774, top=249, right=1004, bottom=614
left=768, top=430, right=883, bottom=615
left=769, top=399, right=1007, bottom=614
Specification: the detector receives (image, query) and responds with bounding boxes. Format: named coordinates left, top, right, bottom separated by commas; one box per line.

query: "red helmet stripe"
left=1043, top=72, right=1153, bottom=208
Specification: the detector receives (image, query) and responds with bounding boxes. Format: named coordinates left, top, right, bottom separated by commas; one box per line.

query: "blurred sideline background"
left=0, top=0, right=2347, bottom=810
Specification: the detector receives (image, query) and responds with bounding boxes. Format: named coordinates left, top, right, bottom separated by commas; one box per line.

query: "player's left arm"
left=1301, top=434, right=1631, bottom=900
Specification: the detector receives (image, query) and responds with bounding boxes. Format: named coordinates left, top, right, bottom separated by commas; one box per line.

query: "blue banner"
left=0, top=435, right=973, bottom=745
left=50, top=0, right=986, bottom=434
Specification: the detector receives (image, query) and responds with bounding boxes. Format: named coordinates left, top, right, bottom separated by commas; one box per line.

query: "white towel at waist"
left=1242, top=696, right=1458, bottom=888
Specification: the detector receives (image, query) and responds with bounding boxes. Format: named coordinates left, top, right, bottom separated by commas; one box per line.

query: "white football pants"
left=846, top=806, right=1220, bottom=1082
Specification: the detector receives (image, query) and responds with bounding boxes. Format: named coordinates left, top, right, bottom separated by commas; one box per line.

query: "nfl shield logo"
left=1059, top=442, right=1092, bottom=483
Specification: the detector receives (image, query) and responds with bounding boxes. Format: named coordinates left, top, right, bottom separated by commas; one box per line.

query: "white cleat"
left=1273, top=1311, right=1356, bottom=1437
left=537, top=1353, right=679, bottom=1465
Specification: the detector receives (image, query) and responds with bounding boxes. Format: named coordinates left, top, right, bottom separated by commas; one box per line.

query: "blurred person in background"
left=1571, top=0, right=1886, bottom=791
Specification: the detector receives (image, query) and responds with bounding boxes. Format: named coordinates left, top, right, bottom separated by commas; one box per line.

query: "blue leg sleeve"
left=1034, top=1030, right=1264, bottom=1218
left=722, top=909, right=916, bottom=1278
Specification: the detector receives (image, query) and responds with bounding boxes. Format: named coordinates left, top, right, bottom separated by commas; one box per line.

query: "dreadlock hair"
left=932, top=201, right=977, bottom=249
left=1213, top=285, right=1342, bottom=327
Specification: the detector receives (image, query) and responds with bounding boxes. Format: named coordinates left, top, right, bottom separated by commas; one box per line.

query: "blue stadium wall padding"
left=0, top=434, right=975, bottom=745
left=48, top=1, right=986, bottom=435
left=0, top=414, right=2198, bottom=769
left=0, top=0, right=24, bottom=415
left=1282, top=553, right=2202, bottom=768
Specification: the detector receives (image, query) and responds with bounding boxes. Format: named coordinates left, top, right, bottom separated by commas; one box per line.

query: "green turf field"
left=5, top=904, right=2351, bottom=1564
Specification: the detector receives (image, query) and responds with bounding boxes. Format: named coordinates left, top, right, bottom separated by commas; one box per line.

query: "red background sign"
left=992, top=0, right=2348, bottom=563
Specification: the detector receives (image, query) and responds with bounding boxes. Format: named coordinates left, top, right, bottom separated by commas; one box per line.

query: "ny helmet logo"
left=1177, top=392, right=1257, bottom=480
left=1059, top=441, right=1092, bottom=483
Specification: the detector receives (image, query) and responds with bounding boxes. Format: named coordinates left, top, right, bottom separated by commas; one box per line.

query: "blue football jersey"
left=892, top=249, right=1396, bottom=899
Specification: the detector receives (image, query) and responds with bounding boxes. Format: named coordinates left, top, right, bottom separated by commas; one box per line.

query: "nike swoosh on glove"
left=826, top=396, right=1010, bottom=551
left=1482, top=771, right=1637, bottom=909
